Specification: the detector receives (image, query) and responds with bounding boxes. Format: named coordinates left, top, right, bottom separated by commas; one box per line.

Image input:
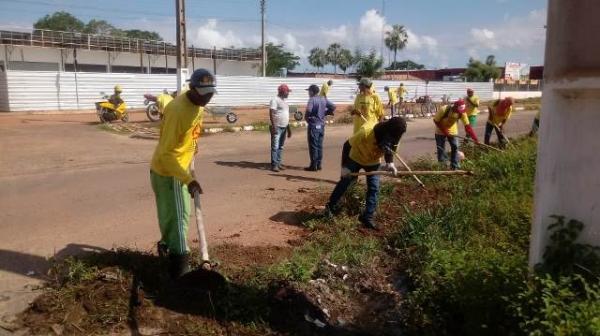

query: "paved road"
left=0, top=110, right=537, bottom=317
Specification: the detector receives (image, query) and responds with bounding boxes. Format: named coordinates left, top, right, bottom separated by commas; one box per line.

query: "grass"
left=19, top=137, right=600, bottom=335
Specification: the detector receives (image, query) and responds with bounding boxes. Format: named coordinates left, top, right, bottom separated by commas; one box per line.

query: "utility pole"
left=176, top=0, right=188, bottom=93
left=260, top=0, right=266, bottom=77
left=380, top=0, right=385, bottom=63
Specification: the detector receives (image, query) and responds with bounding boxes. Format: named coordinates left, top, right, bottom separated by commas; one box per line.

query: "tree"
left=326, top=43, right=343, bottom=74
left=83, top=19, right=117, bottom=36
left=384, top=24, right=408, bottom=65
left=337, top=48, right=354, bottom=74
left=264, top=43, right=300, bottom=76
left=356, top=50, right=384, bottom=79
left=308, top=47, right=327, bottom=72
left=33, top=11, right=85, bottom=32
left=123, top=29, right=162, bottom=41
left=386, top=60, right=425, bottom=70
left=464, top=55, right=501, bottom=82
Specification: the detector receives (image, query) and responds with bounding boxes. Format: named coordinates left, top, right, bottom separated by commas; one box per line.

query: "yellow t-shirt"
left=387, top=88, right=398, bottom=105
left=156, top=93, right=174, bottom=114
left=488, top=100, right=513, bottom=126
left=320, top=82, right=330, bottom=97
left=433, top=105, right=470, bottom=136
left=465, top=95, right=480, bottom=116
left=353, top=93, right=384, bottom=133
left=398, top=86, right=407, bottom=99
left=349, top=122, right=383, bottom=166
left=151, top=93, right=204, bottom=184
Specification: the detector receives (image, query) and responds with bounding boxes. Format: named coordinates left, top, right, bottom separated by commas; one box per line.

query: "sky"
left=0, top=0, right=548, bottom=71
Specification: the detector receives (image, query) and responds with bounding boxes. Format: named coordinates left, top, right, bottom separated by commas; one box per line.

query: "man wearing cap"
left=485, top=97, right=514, bottom=148
left=304, top=84, right=336, bottom=171
left=150, top=68, right=216, bottom=279
left=320, top=80, right=333, bottom=98
left=433, top=99, right=479, bottom=170
left=269, top=84, right=291, bottom=172
left=464, top=88, right=480, bottom=139
left=352, top=78, right=384, bottom=134
left=384, top=86, right=399, bottom=117
left=325, top=117, right=407, bottom=230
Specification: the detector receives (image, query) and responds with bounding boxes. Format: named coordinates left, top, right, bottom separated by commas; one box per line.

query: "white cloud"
left=470, top=28, right=498, bottom=50
left=283, top=33, right=307, bottom=57
left=193, top=19, right=244, bottom=49
left=323, top=25, right=349, bottom=44
left=358, top=9, right=391, bottom=42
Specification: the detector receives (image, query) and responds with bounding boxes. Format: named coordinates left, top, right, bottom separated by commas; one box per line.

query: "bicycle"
left=416, top=95, right=437, bottom=118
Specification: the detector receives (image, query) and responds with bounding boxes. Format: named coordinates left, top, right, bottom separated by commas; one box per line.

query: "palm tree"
left=337, top=48, right=354, bottom=74
left=308, top=47, right=327, bottom=73
left=326, top=43, right=343, bottom=74
left=384, top=24, right=408, bottom=65
left=356, top=50, right=384, bottom=78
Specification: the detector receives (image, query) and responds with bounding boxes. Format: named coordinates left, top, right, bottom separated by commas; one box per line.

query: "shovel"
left=177, top=160, right=226, bottom=291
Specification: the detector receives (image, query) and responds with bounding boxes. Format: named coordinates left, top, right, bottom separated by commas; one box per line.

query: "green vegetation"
left=464, top=55, right=502, bottom=82
left=263, top=43, right=300, bottom=76
left=386, top=59, right=425, bottom=71
left=384, top=24, right=408, bottom=65
left=21, top=138, right=600, bottom=335
left=34, top=11, right=162, bottom=40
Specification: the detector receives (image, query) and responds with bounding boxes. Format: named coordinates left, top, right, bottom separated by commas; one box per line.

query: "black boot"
left=157, top=241, right=169, bottom=258
left=168, top=253, right=191, bottom=279
left=358, top=214, right=379, bottom=230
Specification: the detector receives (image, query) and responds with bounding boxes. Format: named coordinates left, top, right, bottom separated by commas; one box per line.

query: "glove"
left=187, top=180, right=203, bottom=197
left=383, top=162, right=398, bottom=176
left=340, top=166, right=352, bottom=178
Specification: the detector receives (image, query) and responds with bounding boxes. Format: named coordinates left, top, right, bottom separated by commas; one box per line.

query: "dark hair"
left=374, top=117, right=407, bottom=147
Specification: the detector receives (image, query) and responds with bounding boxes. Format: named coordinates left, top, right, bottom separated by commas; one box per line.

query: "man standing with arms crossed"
left=150, top=68, right=216, bottom=279
left=464, top=88, right=480, bottom=140
left=304, top=84, right=336, bottom=171
left=270, top=84, right=292, bottom=172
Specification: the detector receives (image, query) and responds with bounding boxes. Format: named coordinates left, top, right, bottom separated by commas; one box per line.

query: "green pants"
left=468, top=115, right=477, bottom=127
left=150, top=170, right=190, bottom=255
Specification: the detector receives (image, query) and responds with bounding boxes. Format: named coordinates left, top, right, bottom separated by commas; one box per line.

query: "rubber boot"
left=168, top=253, right=191, bottom=279
left=358, top=214, right=379, bottom=230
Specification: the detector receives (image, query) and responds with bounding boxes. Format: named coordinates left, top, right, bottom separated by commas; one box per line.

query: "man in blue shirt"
left=304, top=84, right=336, bottom=171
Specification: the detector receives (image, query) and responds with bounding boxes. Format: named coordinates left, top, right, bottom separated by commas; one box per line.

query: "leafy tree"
left=308, top=47, right=327, bottom=72
left=384, top=24, right=408, bottom=65
left=264, top=43, right=300, bottom=76
left=33, top=11, right=85, bottom=32
left=337, top=48, right=354, bottom=74
left=326, top=43, right=342, bottom=74
left=386, top=59, right=425, bottom=70
left=356, top=50, right=384, bottom=79
left=83, top=19, right=118, bottom=36
left=464, top=55, right=501, bottom=82
left=123, top=29, right=162, bottom=41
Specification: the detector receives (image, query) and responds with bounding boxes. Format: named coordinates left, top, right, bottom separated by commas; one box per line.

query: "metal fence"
left=0, top=29, right=261, bottom=61
left=0, top=70, right=494, bottom=112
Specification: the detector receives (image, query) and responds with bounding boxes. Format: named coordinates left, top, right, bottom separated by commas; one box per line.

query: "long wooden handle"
left=349, top=170, right=473, bottom=177
left=455, top=135, right=504, bottom=152
left=190, top=160, right=209, bottom=263
left=392, top=151, right=426, bottom=188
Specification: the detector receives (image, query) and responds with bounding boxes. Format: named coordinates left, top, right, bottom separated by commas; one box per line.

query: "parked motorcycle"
left=95, top=92, right=128, bottom=123
left=143, top=93, right=161, bottom=122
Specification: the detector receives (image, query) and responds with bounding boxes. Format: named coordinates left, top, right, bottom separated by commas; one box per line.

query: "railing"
left=0, top=29, right=262, bottom=61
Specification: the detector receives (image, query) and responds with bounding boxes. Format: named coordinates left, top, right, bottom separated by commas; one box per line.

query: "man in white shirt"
left=269, top=84, right=291, bottom=172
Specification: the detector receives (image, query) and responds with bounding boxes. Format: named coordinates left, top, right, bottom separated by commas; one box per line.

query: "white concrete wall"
left=493, top=91, right=542, bottom=100
left=1, top=46, right=259, bottom=75
left=529, top=0, right=600, bottom=266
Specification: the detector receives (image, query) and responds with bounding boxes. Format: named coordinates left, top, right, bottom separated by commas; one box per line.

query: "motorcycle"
left=95, top=92, right=129, bottom=123
left=143, top=93, right=161, bottom=122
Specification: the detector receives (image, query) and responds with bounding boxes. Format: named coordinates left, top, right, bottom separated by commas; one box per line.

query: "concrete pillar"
left=529, top=0, right=600, bottom=266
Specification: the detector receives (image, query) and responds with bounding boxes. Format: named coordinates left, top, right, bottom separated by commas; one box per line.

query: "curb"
left=202, top=120, right=335, bottom=135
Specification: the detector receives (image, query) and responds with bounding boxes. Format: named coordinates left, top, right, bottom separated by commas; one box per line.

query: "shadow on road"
left=268, top=173, right=338, bottom=185
left=269, top=210, right=322, bottom=227
left=0, top=244, right=109, bottom=281
left=214, top=160, right=305, bottom=171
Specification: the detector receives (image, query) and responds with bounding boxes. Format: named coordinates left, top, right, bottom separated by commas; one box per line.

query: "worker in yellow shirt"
left=325, top=117, right=407, bottom=230
left=465, top=88, right=480, bottom=127
left=351, top=78, right=384, bottom=133
left=156, top=90, right=175, bottom=115
left=397, top=83, right=407, bottom=105
left=485, top=97, right=514, bottom=147
left=433, top=99, right=479, bottom=169
left=320, top=80, right=333, bottom=97
left=150, top=68, right=216, bottom=279
left=384, top=86, right=399, bottom=117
